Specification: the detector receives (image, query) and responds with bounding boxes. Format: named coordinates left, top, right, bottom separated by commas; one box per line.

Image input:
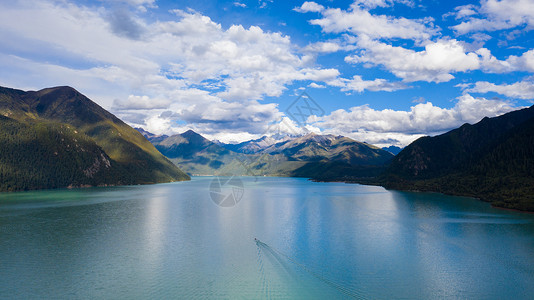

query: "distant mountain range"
left=0, top=85, right=189, bottom=191
left=382, top=146, right=403, bottom=155
left=3, top=84, right=532, bottom=212
left=221, top=134, right=293, bottom=154
left=378, top=105, right=534, bottom=212
left=140, top=129, right=394, bottom=178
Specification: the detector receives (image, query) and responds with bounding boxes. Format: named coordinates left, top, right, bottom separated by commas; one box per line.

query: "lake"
left=1, top=176, right=533, bottom=299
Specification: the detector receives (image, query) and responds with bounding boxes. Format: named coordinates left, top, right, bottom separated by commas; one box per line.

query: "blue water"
left=1, top=177, right=533, bottom=299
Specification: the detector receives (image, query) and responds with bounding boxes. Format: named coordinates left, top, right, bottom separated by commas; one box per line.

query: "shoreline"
left=492, top=205, right=534, bottom=215
left=311, top=177, right=534, bottom=215
left=0, top=177, right=190, bottom=194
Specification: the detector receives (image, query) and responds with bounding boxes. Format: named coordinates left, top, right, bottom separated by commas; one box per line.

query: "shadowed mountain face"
left=144, top=129, right=394, bottom=179
left=157, top=130, right=225, bottom=159
left=381, top=105, right=534, bottom=211
left=143, top=130, right=240, bottom=175
left=271, top=133, right=394, bottom=180
left=0, top=85, right=189, bottom=191
left=263, top=133, right=393, bottom=165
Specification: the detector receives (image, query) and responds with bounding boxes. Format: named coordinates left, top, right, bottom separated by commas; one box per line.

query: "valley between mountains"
left=1, top=85, right=534, bottom=212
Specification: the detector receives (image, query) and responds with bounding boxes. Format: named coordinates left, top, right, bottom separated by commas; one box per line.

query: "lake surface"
left=1, top=177, right=533, bottom=299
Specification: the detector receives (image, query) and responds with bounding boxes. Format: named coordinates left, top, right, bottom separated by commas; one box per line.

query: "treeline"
left=0, top=116, right=123, bottom=191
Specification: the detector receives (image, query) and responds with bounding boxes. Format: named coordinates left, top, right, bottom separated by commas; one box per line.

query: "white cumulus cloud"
left=308, top=2, right=438, bottom=41
left=460, top=78, right=534, bottom=99
left=451, top=0, right=534, bottom=34
left=345, top=37, right=482, bottom=82
left=309, top=94, right=517, bottom=147
left=293, top=1, right=325, bottom=13
left=233, top=2, right=246, bottom=8
left=304, top=41, right=341, bottom=53
left=0, top=0, right=346, bottom=141
left=327, top=75, right=407, bottom=92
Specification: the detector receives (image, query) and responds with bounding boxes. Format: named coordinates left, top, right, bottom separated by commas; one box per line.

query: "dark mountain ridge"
left=380, top=105, right=534, bottom=211
left=388, top=106, right=534, bottom=179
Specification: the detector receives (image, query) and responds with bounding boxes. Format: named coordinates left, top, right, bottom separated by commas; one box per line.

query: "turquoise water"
left=1, top=176, right=533, bottom=299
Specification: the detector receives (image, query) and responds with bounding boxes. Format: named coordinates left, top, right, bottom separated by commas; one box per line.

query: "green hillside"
left=0, top=85, right=189, bottom=192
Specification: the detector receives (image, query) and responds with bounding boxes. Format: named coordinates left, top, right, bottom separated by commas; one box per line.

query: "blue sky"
left=0, top=0, right=533, bottom=146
